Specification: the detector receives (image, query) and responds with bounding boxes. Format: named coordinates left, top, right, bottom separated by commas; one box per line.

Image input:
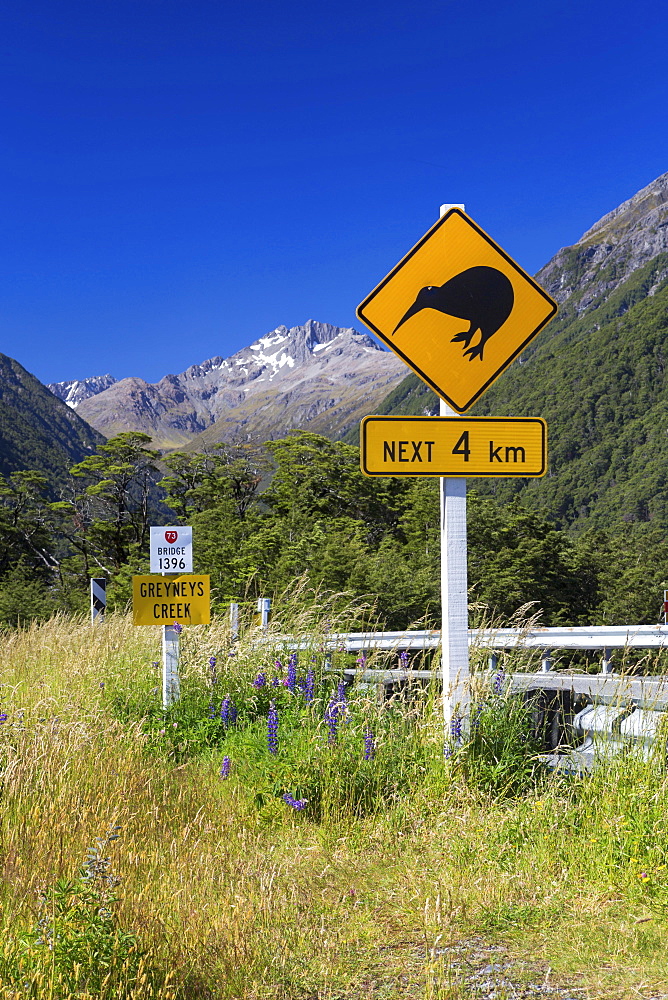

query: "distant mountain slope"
left=73, top=320, right=406, bottom=449
left=0, top=354, right=104, bottom=487
left=357, top=172, right=668, bottom=532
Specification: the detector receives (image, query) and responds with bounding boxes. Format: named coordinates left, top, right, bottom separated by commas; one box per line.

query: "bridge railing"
left=277, top=624, right=668, bottom=709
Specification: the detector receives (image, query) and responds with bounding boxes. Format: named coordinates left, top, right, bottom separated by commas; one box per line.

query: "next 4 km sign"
left=360, top=415, right=546, bottom=478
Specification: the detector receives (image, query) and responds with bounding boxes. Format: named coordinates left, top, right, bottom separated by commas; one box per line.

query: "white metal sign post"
left=162, top=624, right=181, bottom=707
left=150, top=526, right=193, bottom=709
left=439, top=397, right=469, bottom=732
left=438, top=204, right=469, bottom=734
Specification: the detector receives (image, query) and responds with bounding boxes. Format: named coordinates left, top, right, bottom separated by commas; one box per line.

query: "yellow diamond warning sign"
left=360, top=416, right=547, bottom=478
left=356, top=209, right=557, bottom=413
left=132, top=575, right=210, bottom=625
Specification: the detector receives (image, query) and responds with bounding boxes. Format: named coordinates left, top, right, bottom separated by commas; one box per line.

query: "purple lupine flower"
left=282, top=793, right=308, bottom=810
left=220, top=756, right=231, bottom=779
left=271, top=676, right=280, bottom=687
left=0, top=713, right=7, bottom=724
left=337, top=679, right=349, bottom=723
left=286, top=653, right=297, bottom=692
left=356, top=652, right=367, bottom=669
left=220, top=695, right=236, bottom=729
left=274, top=659, right=282, bottom=674
left=399, top=649, right=409, bottom=668
left=450, top=715, right=463, bottom=741
left=470, top=704, right=483, bottom=732
left=267, top=701, right=278, bottom=755
left=252, top=672, right=267, bottom=688
left=209, top=656, right=218, bottom=686
left=444, top=742, right=454, bottom=759
left=325, top=696, right=339, bottom=744
left=364, top=729, right=375, bottom=760
left=172, top=622, right=183, bottom=635
left=304, top=665, right=315, bottom=703
left=493, top=670, right=505, bottom=697
left=207, top=701, right=216, bottom=719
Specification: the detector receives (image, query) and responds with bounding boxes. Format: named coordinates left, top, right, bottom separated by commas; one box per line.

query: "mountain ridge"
left=62, top=319, right=406, bottom=448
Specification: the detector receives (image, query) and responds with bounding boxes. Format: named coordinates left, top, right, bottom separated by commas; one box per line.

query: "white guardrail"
left=281, top=625, right=668, bottom=763
left=246, top=606, right=668, bottom=762
left=309, top=624, right=668, bottom=652
left=283, top=625, right=668, bottom=702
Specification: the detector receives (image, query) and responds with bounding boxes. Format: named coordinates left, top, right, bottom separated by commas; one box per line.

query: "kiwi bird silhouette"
left=392, top=265, right=514, bottom=361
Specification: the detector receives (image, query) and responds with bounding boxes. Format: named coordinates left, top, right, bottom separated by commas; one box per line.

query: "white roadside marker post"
left=439, top=203, right=470, bottom=737
left=230, top=602, right=240, bottom=640
left=257, top=597, right=271, bottom=629
left=150, top=525, right=193, bottom=711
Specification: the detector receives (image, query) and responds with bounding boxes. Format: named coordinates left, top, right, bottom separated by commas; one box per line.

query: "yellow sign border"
left=356, top=209, right=557, bottom=412
left=360, top=415, right=547, bottom=478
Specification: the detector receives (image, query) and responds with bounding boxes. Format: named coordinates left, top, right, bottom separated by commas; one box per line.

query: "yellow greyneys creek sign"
left=132, top=575, right=210, bottom=625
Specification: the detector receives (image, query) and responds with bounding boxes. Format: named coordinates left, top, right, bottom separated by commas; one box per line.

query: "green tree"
left=159, top=443, right=269, bottom=521
left=57, top=433, right=160, bottom=572
left=0, top=470, right=59, bottom=579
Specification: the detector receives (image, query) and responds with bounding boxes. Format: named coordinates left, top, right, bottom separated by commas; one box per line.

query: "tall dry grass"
left=0, top=607, right=668, bottom=997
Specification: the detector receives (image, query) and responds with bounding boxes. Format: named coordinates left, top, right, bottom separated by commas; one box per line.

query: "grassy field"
left=1, top=600, right=668, bottom=999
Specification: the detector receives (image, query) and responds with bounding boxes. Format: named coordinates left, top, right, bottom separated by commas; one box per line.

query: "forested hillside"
left=2, top=429, right=663, bottom=630
left=475, top=253, right=668, bottom=529
left=0, top=354, right=104, bottom=489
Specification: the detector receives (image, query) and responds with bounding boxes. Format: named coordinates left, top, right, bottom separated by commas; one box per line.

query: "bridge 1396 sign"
left=356, top=208, right=557, bottom=413
left=150, top=526, right=193, bottom=573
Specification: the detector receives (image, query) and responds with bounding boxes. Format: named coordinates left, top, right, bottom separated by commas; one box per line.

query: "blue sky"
left=2, top=0, right=667, bottom=385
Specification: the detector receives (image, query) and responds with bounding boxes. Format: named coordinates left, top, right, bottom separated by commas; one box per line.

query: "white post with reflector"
left=90, top=577, right=106, bottom=624
left=439, top=203, right=470, bottom=735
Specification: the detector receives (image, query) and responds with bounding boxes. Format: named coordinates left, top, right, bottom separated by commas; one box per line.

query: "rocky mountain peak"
left=48, top=374, right=117, bottom=409
left=578, top=171, right=668, bottom=246
left=71, top=319, right=404, bottom=448
left=537, top=171, right=668, bottom=315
